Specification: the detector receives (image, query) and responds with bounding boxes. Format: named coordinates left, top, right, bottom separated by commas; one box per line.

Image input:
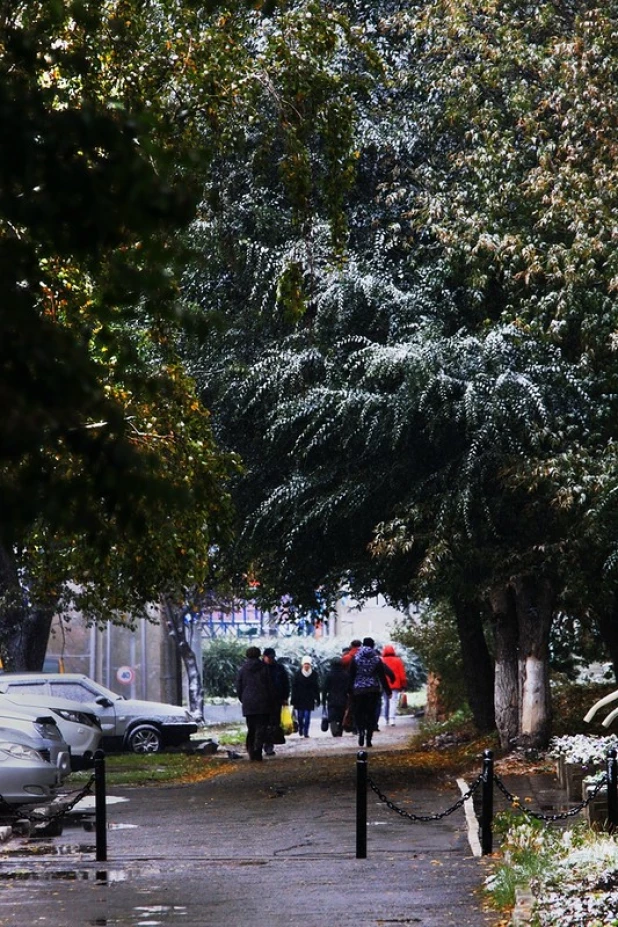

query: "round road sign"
left=116, top=665, right=135, bottom=685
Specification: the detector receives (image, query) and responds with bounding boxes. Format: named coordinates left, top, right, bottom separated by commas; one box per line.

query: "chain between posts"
left=0, top=775, right=95, bottom=824
left=368, top=773, right=484, bottom=822
left=358, top=750, right=618, bottom=859
left=493, top=772, right=608, bottom=822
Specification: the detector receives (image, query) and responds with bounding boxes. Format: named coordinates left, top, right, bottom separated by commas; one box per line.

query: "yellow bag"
left=280, top=704, right=294, bottom=735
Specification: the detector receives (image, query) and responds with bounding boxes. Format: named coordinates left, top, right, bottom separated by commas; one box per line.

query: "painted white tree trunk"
left=514, top=576, right=554, bottom=749
left=162, top=596, right=204, bottom=721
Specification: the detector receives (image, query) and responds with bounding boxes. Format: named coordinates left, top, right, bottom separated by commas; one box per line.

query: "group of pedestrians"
left=235, top=638, right=407, bottom=760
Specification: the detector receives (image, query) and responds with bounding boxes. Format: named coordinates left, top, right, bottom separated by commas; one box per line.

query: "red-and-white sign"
left=116, top=665, right=135, bottom=685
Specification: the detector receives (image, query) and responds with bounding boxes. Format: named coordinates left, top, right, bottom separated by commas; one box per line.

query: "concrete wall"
left=45, top=606, right=179, bottom=703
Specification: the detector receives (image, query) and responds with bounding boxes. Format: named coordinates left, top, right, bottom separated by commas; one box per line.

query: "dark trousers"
left=263, top=708, right=281, bottom=753
left=353, top=692, right=381, bottom=741
left=245, top=713, right=270, bottom=760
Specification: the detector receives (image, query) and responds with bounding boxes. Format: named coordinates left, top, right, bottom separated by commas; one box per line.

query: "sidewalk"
left=0, top=716, right=512, bottom=927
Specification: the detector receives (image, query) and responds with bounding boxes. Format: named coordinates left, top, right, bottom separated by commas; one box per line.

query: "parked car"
left=0, top=674, right=198, bottom=754
left=0, top=693, right=102, bottom=769
left=0, top=708, right=70, bottom=781
left=0, top=731, right=60, bottom=807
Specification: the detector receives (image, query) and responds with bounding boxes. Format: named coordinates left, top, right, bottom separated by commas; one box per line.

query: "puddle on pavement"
left=3, top=842, right=95, bottom=856
left=82, top=821, right=138, bottom=832
left=87, top=906, right=188, bottom=926
left=0, top=867, right=128, bottom=881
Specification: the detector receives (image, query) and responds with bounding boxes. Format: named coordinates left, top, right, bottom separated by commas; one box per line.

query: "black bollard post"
left=94, top=749, right=107, bottom=862
left=481, top=749, right=494, bottom=856
left=607, top=749, right=618, bottom=833
left=356, top=750, right=368, bottom=859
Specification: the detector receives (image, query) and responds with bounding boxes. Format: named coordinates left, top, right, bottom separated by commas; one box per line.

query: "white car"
left=0, top=694, right=102, bottom=770
left=0, top=732, right=60, bottom=807
left=0, top=674, right=197, bottom=754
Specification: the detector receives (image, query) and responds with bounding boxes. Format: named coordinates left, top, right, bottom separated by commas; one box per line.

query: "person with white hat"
left=291, top=655, right=320, bottom=738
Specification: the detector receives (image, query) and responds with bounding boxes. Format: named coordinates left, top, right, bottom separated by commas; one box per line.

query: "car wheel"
left=126, top=724, right=162, bottom=754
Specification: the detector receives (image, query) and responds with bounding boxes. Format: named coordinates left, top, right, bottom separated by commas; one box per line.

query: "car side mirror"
left=96, top=697, right=114, bottom=708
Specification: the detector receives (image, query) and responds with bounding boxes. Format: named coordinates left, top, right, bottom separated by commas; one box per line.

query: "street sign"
left=116, top=665, right=135, bottom=685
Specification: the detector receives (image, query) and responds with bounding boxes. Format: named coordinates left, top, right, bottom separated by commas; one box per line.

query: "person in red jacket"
left=341, top=639, right=362, bottom=669
left=381, top=644, right=407, bottom=726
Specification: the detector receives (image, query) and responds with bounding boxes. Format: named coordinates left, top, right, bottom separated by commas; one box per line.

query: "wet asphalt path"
left=0, top=716, right=502, bottom=927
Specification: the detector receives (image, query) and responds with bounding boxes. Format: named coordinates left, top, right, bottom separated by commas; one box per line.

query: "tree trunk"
left=514, top=575, right=554, bottom=750
left=162, top=595, right=204, bottom=721
left=490, top=584, right=519, bottom=751
left=0, top=543, right=54, bottom=671
left=425, top=671, right=448, bottom=722
left=452, top=598, right=495, bottom=732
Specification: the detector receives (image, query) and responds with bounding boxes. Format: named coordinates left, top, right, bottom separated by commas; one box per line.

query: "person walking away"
left=291, top=656, right=320, bottom=737
left=372, top=655, right=396, bottom=732
left=340, top=640, right=362, bottom=732
left=322, top=656, right=350, bottom=736
left=381, top=644, right=407, bottom=726
left=349, top=637, right=391, bottom=748
left=341, top=639, right=361, bottom=670
left=236, top=646, right=277, bottom=761
left=262, top=647, right=290, bottom=756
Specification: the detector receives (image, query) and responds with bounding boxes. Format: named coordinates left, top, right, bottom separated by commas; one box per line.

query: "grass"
left=485, top=814, right=553, bottom=910
left=68, top=721, right=247, bottom=788
left=70, top=751, right=226, bottom=787
left=206, top=723, right=245, bottom=746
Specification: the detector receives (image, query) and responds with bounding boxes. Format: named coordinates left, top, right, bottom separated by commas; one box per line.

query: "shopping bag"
left=266, top=723, right=286, bottom=745
left=320, top=706, right=329, bottom=732
left=280, top=704, right=294, bottom=735
left=342, top=696, right=354, bottom=733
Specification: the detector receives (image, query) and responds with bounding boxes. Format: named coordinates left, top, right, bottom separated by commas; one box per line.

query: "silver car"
left=0, top=694, right=102, bottom=769
left=0, top=674, right=197, bottom=754
left=0, top=732, right=60, bottom=807
left=0, top=710, right=70, bottom=782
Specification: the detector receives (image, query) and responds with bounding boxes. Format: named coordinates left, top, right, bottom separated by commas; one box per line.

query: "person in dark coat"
left=291, top=656, right=321, bottom=738
left=349, top=637, right=391, bottom=748
left=322, top=656, right=350, bottom=737
left=262, top=647, right=290, bottom=756
left=236, top=646, right=278, bottom=761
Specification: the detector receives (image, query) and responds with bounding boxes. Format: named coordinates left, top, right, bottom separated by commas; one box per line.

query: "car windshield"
left=49, top=680, right=122, bottom=703
left=88, top=681, right=122, bottom=701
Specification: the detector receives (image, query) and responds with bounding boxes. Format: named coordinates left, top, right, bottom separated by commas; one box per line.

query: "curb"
left=510, top=885, right=534, bottom=927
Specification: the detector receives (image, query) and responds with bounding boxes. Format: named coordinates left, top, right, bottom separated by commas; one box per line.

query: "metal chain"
left=493, top=772, right=608, bottom=822
left=367, top=774, right=483, bottom=822
left=0, top=776, right=95, bottom=824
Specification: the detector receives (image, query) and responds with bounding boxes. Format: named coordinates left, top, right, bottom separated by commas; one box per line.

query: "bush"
left=202, top=639, right=248, bottom=698
left=201, top=635, right=426, bottom=697
left=392, top=602, right=465, bottom=714
left=551, top=675, right=617, bottom=737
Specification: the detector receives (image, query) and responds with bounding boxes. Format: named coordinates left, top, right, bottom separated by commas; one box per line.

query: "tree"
left=0, top=2, right=242, bottom=678
left=183, top=0, right=618, bottom=750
